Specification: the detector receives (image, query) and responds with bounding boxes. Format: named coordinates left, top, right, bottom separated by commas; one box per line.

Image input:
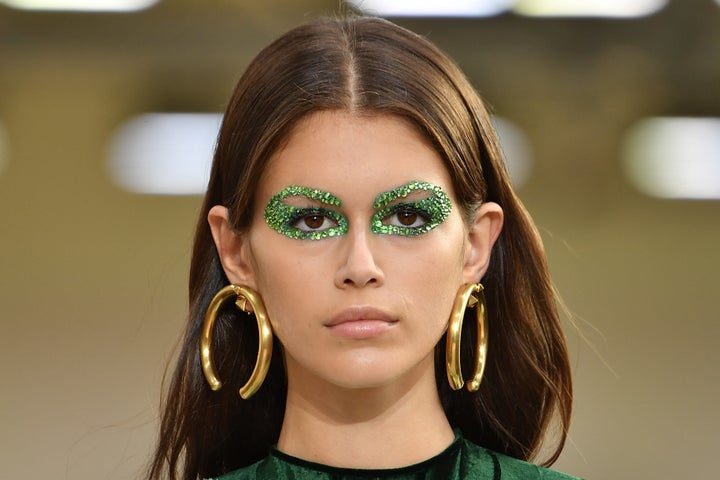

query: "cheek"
left=249, top=240, right=328, bottom=334
left=409, top=225, right=466, bottom=284
left=393, top=237, right=466, bottom=318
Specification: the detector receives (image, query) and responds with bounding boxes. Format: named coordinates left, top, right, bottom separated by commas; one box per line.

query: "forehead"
left=257, top=111, right=455, bottom=204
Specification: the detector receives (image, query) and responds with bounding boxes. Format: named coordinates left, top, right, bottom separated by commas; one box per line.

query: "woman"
left=148, top=16, right=577, bottom=480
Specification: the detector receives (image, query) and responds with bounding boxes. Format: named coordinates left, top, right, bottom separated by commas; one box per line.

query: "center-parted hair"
left=148, top=16, right=572, bottom=480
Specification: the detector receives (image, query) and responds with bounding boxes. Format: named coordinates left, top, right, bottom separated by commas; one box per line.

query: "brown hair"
left=148, top=16, right=572, bottom=480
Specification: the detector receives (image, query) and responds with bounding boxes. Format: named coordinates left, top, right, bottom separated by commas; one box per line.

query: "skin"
left=209, top=111, right=503, bottom=469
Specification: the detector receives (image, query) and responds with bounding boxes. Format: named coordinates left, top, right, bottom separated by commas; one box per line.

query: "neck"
left=276, top=354, right=455, bottom=469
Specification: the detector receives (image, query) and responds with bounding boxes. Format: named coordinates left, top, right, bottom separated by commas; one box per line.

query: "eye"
left=292, top=211, right=338, bottom=232
left=264, top=186, right=349, bottom=240
left=371, top=197, right=450, bottom=236
left=370, top=181, right=452, bottom=236
left=384, top=207, right=429, bottom=229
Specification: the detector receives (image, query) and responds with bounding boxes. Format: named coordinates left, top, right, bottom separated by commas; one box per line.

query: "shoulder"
left=206, top=458, right=267, bottom=480
left=460, top=439, right=581, bottom=480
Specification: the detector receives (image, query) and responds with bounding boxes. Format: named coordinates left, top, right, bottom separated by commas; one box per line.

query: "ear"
left=207, top=205, right=257, bottom=289
left=462, top=202, right=504, bottom=283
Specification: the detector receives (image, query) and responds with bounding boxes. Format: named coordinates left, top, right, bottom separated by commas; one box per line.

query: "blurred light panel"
left=107, top=113, right=221, bottom=195
left=513, top=0, right=666, bottom=17
left=347, top=0, right=515, bottom=17
left=622, top=117, right=720, bottom=200
left=0, top=0, right=159, bottom=12
left=493, top=117, right=533, bottom=188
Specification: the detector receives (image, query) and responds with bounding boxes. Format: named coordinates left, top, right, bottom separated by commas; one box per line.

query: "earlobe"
left=462, top=202, right=504, bottom=282
left=207, top=205, right=257, bottom=287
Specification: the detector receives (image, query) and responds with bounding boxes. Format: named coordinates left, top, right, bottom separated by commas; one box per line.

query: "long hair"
left=148, top=16, right=572, bottom=480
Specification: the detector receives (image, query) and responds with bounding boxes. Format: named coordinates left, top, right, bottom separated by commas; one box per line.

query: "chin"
left=327, top=372, right=401, bottom=391
left=318, top=357, right=433, bottom=392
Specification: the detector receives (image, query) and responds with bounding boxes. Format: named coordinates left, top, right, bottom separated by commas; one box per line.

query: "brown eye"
left=290, top=210, right=338, bottom=232
left=397, top=210, right=418, bottom=226
left=383, top=206, right=429, bottom=229
left=303, top=214, right=325, bottom=229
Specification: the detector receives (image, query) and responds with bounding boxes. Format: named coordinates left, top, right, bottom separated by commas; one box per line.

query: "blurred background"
left=1, top=0, right=718, bottom=479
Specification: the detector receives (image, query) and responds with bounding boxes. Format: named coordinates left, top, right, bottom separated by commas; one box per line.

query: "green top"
left=211, top=431, right=580, bottom=480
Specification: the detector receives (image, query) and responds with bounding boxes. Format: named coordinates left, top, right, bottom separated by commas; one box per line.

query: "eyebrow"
left=272, top=185, right=342, bottom=206
left=373, top=181, right=448, bottom=209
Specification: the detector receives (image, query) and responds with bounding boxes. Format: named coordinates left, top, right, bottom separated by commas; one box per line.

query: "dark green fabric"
left=211, top=431, right=580, bottom=479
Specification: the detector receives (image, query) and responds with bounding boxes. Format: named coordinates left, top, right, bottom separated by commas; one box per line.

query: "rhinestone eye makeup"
left=371, top=181, right=452, bottom=236
left=264, top=181, right=451, bottom=240
left=264, top=185, right=349, bottom=240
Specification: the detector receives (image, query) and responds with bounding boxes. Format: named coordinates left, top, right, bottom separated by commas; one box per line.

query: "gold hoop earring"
left=446, top=283, right=488, bottom=392
left=200, top=284, right=273, bottom=399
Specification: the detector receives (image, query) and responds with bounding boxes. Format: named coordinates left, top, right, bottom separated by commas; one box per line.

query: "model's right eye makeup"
left=264, top=185, right=349, bottom=240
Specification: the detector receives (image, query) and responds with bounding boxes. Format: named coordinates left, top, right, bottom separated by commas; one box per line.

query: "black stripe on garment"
left=488, top=451, right=501, bottom=480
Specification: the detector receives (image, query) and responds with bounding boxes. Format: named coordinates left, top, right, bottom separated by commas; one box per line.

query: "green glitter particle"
left=370, top=181, right=452, bottom=236
left=264, top=185, right=349, bottom=241
left=272, top=185, right=343, bottom=206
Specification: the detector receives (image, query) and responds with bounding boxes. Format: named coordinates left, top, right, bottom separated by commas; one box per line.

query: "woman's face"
left=218, top=111, right=497, bottom=391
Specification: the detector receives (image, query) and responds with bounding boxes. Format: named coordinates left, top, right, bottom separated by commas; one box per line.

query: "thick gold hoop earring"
left=200, top=284, right=273, bottom=399
left=446, top=283, right=488, bottom=392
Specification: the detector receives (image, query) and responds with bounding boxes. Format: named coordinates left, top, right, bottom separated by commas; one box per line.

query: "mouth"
left=324, top=306, right=397, bottom=339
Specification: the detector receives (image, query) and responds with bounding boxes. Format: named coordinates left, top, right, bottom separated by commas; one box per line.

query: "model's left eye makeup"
left=264, top=185, right=349, bottom=240
left=371, top=181, right=452, bottom=236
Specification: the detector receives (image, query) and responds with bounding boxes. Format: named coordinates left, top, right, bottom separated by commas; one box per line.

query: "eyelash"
left=371, top=200, right=446, bottom=236
left=382, top=204, right=429, bottom=228
left=278, top=203, right=437, bottom=240
left=285, top=207, right=349, bottom=240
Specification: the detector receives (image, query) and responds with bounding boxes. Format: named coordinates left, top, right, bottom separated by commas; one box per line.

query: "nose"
left=334, top=228, right=384, bottom=289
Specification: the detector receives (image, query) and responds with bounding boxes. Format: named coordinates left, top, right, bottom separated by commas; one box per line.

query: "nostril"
left=343, top=276, right=378, bottom=286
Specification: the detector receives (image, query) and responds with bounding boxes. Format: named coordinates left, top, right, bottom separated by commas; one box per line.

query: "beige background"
left=1, top=1, right=718, bottom=479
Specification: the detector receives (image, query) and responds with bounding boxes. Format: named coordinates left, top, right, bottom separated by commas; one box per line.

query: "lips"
left=325, top=306, right=397, bottom=338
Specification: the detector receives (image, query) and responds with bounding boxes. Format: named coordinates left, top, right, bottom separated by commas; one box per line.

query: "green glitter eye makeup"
left=265, top=182, right=450, bottom=239
left=371, top=181, right=452, bottom=236
left=264, top=185, right=349, bottom=240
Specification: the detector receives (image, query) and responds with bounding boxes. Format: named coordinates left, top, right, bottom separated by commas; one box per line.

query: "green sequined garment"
left=211, top=431, right=580, bottom=480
